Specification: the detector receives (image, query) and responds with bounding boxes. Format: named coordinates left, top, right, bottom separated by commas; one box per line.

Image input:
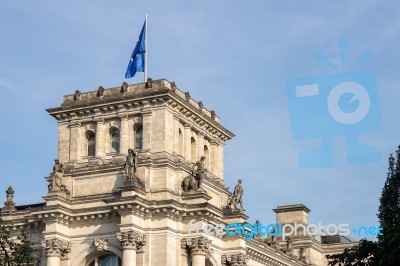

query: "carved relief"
left=221, top=253, right=249, bottom=266
left=93, top=239, right=108, bottom=251
left=41, top=239, right=71, bottom=257
left=181, top=237, right=212, bottom=257
left=116, top=231, right=146, bottom=250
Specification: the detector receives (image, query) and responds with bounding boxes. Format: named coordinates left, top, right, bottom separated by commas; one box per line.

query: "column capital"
left=41, top=238, right=71, bottom=257
left=116, top=231, right=146, bottom=250
left=181, top=237, right=212, bottom=257
left=221, top=253, right=249, bottom=266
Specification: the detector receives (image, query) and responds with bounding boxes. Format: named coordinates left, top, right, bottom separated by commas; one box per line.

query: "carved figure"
left=231, top=179, right=244, bottom=210
left=192, top=156, right=206, bottom=189
left=48, top=159, right=69, bottom=195
left=124, top=149, right=137, bottom=181
left=123, top=149, right=144, bottom=189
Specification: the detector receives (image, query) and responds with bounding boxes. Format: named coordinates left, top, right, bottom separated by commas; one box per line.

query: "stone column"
left=142, top=112, right=152, bottom=151
left=120, top=116, right=129, bottom=155
left=184, top=125, right=192, bottom=161
left=95, top=119, right=105, bottom=158
left=181, top=237, right=212, bottom=266
left=41, top=239, right=71, bottom=266
left=221, top=253, right=249, bottom=266
left=116, top=231, right=146, bottom=266
left=173, top=116, right=181, bottom=155
left=197, top=133, right=205, bottom=160
left=69, top=122, right=81, bottom=162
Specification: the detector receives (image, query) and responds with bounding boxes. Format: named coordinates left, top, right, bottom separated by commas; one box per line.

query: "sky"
left=1, top=1, right=400, bottom=241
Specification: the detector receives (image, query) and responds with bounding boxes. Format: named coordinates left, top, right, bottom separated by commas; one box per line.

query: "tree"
left=0, top=218, right=35, bottom=266
left=326, top=145, right=400, bottom=266
left=377, top=146, right=400, bottom=264
left=326, top=239, right=380, bottom=266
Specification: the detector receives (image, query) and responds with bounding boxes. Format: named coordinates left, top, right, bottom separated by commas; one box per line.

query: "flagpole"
left=144, top=13, right=148, bottom=82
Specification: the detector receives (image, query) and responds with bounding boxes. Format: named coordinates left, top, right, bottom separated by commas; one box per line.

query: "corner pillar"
left=120, top=116, right=129, bottom=155
left=95, top=119, right=105, bottom=158
left=142, top=112, right=152, bottom=151
left=69, top=122, right=81, bottom=162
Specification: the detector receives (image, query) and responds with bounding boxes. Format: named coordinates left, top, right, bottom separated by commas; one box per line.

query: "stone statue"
left=192, top=156, right=206, bottom=189
left=48, top=159, right=70, bottom=196
left=124, top=149, right=144, bottom=189
left=181, top=174, right=198, bottom=192
left=286, top=237, right=293, bottom=253
left=4, top=186, right=16, bottom=209
left=124, top=149, right=137, bottom=181
left=231, top=179, right=244, bottom=210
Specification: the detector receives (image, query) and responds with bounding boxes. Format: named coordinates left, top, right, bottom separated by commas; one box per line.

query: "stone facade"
left=0, top=79, right=355, bottom=266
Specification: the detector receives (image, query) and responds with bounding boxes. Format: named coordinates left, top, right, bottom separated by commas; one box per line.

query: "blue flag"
left=125, top=20, right=146, bottom=78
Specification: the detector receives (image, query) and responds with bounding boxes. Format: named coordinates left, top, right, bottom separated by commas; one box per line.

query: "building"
left=0, top=79, right=355, bottom=266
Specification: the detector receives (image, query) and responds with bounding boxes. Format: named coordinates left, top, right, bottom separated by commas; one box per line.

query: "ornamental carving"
left=221, top=253, right=249, bottom=266
left=93, top=239, right=108, bottom=251
left=47, top=159, right=70, bottom=196
left=116, top=231, right=146, bottom=250
left=41, top=239, right=71, bottom=257
left=181, top=237, right=212, bottom=257
left=3, top=186, right=16, bottom=210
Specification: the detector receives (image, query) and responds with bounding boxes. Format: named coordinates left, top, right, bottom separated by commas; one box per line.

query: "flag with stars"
left=125, top=20, right=146, bottom=78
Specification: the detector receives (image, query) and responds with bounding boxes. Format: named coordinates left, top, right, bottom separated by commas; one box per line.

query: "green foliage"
left=326, top=239, right=379, bottom=266
left=377, top=146, right=400, bottom=265
left=0, top=218, right=35, bottom=266
left=326, top=145, right=400, bottom=266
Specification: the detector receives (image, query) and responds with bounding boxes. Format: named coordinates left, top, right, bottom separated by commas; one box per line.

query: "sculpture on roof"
left=3, top=186, right=16, bottom=210
left=47, top=159, right=70, bottom=196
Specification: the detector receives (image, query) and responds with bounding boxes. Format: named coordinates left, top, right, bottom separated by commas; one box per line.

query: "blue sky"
left=1, top=1, right=400, bottom=240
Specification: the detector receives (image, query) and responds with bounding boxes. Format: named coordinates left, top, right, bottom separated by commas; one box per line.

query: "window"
left=88, top=254, right=121, bottom=266
left=111, top=129, right=120, bottom=153
left=87, top=132, right=96, bottom=157
left=135, top=125, right=143, bottom=150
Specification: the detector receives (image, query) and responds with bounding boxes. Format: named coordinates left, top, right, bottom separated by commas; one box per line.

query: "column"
left=181, top=237, right=212, bottom=266
left=69, top=122, right=81, bottom=162
left=173, top=116, right=180, bottom=155
left=116, top=231, right=146, bottom=266
left=184, top=125, right=191, bottom=161
left=210, top=140, right=219, bottom=176
left=142, top=112, right=152, bottom=151
left=197, top=133, right=205, bottom=160
left=41, top=239, right=71, bottom=266
left=95, top=119, right=105, bottom=158
left=120, top=116, right=129, bottom=155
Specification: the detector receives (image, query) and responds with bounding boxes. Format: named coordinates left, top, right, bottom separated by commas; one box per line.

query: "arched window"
left=135, top=125, right=143, bottom=150
left=204, top=145, right=210, bottom=169
left=111, top=129, right=120, bottom=153
left=191, top=137, right=196, bottom=162
left=88, top=254, right=122, bottom=266
left=179, top=129, right=184, bottom=155
left=87, top=132, right=96, bottom=157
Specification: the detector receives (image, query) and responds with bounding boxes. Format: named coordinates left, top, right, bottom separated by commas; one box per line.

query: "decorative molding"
left=41, top=238, right=71, bottom=257
left=116, top=231, right=146, bottom=250
left=221, top=253, right=249, bottom=266
left=93, top=238, right=109, bottom=251
left=181, top=237, right=212, bottom=257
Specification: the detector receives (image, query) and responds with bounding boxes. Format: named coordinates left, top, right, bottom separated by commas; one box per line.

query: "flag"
left=125, top=20, right=146, bottom=78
